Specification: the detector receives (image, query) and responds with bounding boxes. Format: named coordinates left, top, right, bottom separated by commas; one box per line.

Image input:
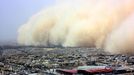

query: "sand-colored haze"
left=18, top=0, right=134, bottom=54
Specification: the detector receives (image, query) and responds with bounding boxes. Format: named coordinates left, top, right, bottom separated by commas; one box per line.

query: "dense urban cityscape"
left=0, top=46, right=134, bottom=75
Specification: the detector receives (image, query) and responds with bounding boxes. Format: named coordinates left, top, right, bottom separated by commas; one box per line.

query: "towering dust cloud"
left=18, top=0, right=134, bottom=54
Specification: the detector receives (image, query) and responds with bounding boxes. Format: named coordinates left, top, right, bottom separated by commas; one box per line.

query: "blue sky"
left=0, top=0, right=55, bottom=42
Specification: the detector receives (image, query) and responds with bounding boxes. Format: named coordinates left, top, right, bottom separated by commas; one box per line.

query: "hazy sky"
left=0, top=0, right=55, bottom=42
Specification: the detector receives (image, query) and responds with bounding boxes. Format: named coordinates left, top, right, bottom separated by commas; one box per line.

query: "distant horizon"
left=0, top=0, right=55, bottom=41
